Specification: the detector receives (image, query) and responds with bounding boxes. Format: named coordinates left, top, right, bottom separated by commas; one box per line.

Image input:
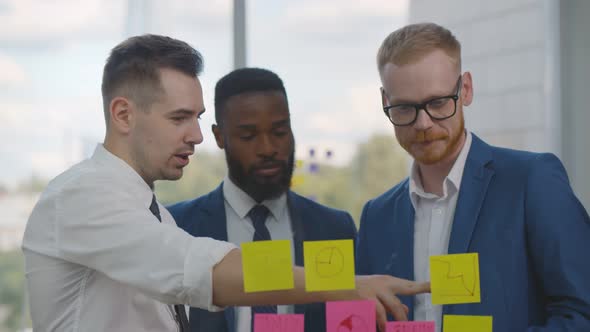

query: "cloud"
left=29, top=152, right=70, bottom=178
left=246, top=0, right=407, bottom=55
left=0, top=101, right=73, bottom=136
left=0, top=98, right=104, bottom=183
left=0, top=0, right=124, bottom=50
left=166, top=0, right=230, bottom=18
left=295, top=82, right=392, bottom=164
left=282, top=0, right=408, bottom=36
left=286, top=0, right=408, bottom=21
left=305, top=83, right=390, bottom=136
left=0, top=0, right=410, bottom=184
left=0, top=54, right=27, bottom=86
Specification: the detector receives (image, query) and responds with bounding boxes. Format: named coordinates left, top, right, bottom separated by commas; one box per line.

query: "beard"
left=401, top=111, right=465, bottom=165
left=226, top=147, right=295, bottom=203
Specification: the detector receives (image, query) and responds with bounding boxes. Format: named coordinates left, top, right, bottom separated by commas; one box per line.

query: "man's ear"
left=380, top=87, right=389, bottom=108
left=212, top=124, right=225, bottom=149
left=461, top=71, right=474, bottom=107
left=109, top=97, right=134, bottom=134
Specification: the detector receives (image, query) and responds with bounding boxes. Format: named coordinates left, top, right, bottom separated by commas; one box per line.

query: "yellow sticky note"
left=303, top=239, right=355, bottom=291
left=430, top=253, right=481, bottom=305
left=291, top=174, right=305, bottom=187
left=443, top=315, right=492, bottom=332
left=241, top=240, right=294, bottom=292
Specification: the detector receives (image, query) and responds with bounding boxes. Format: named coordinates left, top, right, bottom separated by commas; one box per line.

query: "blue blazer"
left=356, top=134, right=590, bottom=331
left=168, top=184, right=357, bottom=332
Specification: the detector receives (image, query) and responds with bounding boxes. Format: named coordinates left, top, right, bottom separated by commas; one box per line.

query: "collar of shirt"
left=92, top=144, right=155, bottom=210
left=222, top=176, right=287, bottom=223
left=409, top=131, right=473, bottom=209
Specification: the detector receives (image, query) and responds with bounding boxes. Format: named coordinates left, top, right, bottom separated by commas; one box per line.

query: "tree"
left=292, top=134, right=408, bottom=224
left=351, top=134, right=408, bottom=198
left=16, top=174, right=47, bottom=194
left=155, top=133, right=409, bottom=225
left=0, top=251, right=28, bottom=331
left=155, top=150, right=226, bottom=204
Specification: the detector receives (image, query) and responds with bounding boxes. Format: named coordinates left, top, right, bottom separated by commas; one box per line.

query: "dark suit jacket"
left=356, top=134, right=590, bottom=331
left=168, top=185, right=357, bottom=332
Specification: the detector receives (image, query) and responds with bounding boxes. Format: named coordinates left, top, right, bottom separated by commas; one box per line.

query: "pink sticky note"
left=254, top=314, right=304, bottom=332
left=386, top=321, right=435, bottom=332
left=326, top=300, right=376, bottom=332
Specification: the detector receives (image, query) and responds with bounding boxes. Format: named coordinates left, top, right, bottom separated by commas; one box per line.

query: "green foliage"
left=156, top=134, right=409, bottom=224
left=0, top=251, right=27, bottom=331
left=295, top=134, right=408, bottom=223
left=16, top=174, right=47, bottom=194
left=155, top=150, right=227, bottom=204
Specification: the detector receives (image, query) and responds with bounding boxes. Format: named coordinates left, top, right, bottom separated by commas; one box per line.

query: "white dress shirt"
left=410, top=131, right=472, bottom=332
left=223, top=177, right=294, bottom=332
left=22, top=144, right=236, bottom=332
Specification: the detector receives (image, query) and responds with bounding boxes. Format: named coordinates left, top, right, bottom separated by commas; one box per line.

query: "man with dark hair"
left=168, top=67, right=357, bottom=332
left=23, top=36, right=428, bottom=332
left=356, top=22, right=590, bottom=331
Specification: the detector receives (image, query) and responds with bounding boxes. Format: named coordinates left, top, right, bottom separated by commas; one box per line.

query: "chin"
left=163, top=171, right=183, bottom=181
left=416, top=156, right=444, bottom=165
left=254, top=175, right=282, bottom=185
left=413, top=150, right=446, bottom=165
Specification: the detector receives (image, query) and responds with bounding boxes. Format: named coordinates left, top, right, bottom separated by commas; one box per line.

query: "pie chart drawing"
left=315, top=246, right=344, bottom=278
left=336, top=314, right=370, bottom=332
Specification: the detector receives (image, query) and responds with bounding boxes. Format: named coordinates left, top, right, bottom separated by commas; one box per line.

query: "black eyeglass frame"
left=382, top=75, right=463, bottom=126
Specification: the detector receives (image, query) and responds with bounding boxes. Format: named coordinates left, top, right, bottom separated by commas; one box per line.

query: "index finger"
left=394, top=280, right=430, bottom=296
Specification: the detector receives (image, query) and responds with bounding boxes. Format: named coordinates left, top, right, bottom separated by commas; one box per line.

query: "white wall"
left=409, top=0, right=552, bottom=152
left=560, top=0, right=590, bottom=209
left=409, top=0, right=589, bottom=209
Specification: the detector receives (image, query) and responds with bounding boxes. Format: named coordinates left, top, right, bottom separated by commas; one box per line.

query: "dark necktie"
left=149, top=195, right=190, bottom=332
left=248, top=205, right=277, bottom=330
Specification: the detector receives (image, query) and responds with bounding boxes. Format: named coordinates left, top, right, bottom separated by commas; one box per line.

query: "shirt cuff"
left=183, top=237, right=237, bottom=311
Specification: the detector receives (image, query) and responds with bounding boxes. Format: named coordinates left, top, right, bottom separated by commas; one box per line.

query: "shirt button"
left=433, top=208, right=442, bottom=215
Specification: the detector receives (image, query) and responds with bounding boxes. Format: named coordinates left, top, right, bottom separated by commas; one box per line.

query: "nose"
left=185, top=117, right=204, bottom=146
left=413, top=107, right=434, bottom=131
left=257, top=134, right=277, bottom=158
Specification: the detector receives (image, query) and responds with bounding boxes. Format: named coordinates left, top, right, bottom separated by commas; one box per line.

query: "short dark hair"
left=214, top=67, right=288, bottom=126
left=101, top=34, right=203, bottom=124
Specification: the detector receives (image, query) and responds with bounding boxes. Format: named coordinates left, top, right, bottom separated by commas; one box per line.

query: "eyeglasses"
left=383, top=76, right=462, bottom=126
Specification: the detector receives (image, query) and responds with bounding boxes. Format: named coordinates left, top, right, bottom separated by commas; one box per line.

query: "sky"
left=0, top=0, right=408, bottom=188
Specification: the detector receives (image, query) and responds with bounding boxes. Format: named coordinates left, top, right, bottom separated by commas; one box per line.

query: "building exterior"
left=409, top=0, right=589, bottom=209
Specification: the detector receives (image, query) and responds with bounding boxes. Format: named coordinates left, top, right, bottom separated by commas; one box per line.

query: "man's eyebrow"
left=271, top=119, right=290, bottom=128
left=168, top=109, right=195, bottom=115
left=390, top=93, right=450, bottom=105
left=168, top=108, right=206, bottom=116
left=236, top=124, right=256, bottom=131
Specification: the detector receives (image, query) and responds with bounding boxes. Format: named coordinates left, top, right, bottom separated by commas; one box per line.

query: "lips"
left=252, top=162, right=284, bottom=177
left=416, top=139, right=438, bottom=145
left=414, top=134, right=447, bottom=146
left=173, top=152, right=193, bottom=167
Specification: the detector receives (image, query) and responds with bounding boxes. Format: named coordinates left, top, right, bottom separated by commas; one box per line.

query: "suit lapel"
left=200, top=184, right=235, bottom=331
left=197, top=184, right=229, bottom=241
left=447, top=135, right=494, bottom=254
left=388, top=184, right=416, bottom=318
